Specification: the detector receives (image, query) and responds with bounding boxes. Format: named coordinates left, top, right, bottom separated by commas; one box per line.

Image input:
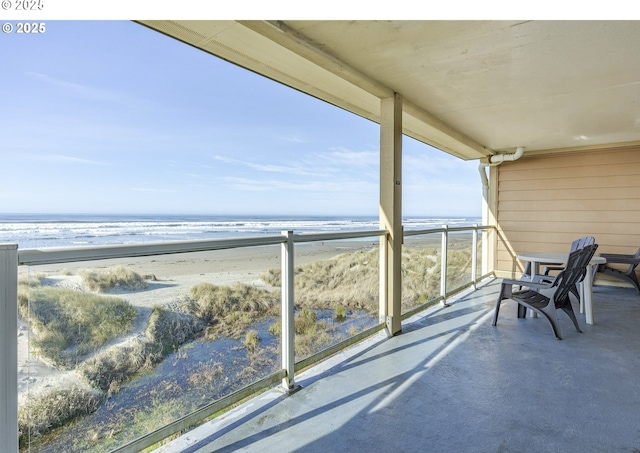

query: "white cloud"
left=212, top=146, right=379, bottom=180
left=19, top=153, right=106, bottom=165
left=25, top=72, right=147, bottom=109
left=131, top=187, right=179, bottom=193
left=212, top=155, right=328, bottom=177
left=223, top=176, right=377, bottom=193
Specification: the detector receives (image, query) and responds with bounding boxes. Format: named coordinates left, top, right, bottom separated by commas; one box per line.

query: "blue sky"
left=1, top=20, right=482, bottom=217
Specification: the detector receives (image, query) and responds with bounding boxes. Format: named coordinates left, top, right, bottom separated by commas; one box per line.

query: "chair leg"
left=601, top=267, right=640, bottom=295
left=492, top=300, right=501, bottom=326
left=629, top=270, right=640, bottom=294
left=555, top=294, right=582, bottom=334
left=570, top=285, right=580, bottom=303
left=517, top=303, right=527, bottom=319
left=518, top=262, right=531, bottom=291
left=560, top=305, right=582, bottom=333
left=539, top=304, right=563, bottom=340
left=493, top=283, right=515, bottom=326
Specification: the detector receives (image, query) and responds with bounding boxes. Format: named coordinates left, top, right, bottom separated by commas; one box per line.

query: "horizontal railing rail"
left=17, top=235, right=287, bottom=266
left=17, top=229, right=388, bottom=266
left=3, top=224, right=495, bottom=453
left=403, top=224, right=494, bottom=236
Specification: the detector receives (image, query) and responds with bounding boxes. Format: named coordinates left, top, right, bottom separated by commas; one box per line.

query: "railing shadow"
left=176, top=280, right=500, bottom=452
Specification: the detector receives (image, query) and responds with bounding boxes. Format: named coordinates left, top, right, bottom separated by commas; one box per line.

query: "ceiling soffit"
left=138, top=20, right=640, bottom=160
left=138, top=20, right=492, bottom=160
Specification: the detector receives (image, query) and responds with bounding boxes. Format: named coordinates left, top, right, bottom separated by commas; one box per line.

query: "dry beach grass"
left=16, top=237, right=476, bottom=449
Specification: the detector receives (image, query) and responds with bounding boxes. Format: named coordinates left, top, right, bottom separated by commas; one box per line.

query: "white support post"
left=379, top=93, right=403, bottom=336
left=484, top=165, right=498, bottom=276
left=280, top=231, right=295, bottom=390
left=1, top=244, right=18, bottom=453
left=471, top=224, right=478, bottom=288
left=440, top=226, right=449, bottom=306
left=378, top=232, right=388, bottom=325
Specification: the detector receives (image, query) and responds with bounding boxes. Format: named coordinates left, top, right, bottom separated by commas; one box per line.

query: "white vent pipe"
left=479, top=146, right=524, bottom=229
left=488, top=146, right=524, bottom=164
left=479, top=146, right=524, bottom=196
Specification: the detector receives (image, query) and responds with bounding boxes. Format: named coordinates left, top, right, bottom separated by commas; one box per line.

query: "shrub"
left=294, top=308, right=319, bottom=334
left=244, top=330, right=260, bottom=353
left=268, top=322, right=281, bottom=336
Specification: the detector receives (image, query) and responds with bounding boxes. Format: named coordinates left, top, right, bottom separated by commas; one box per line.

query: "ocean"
left=0, top=214, right=482, bottom=250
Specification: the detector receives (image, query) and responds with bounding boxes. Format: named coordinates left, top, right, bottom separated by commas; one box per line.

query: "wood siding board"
left=498, top=211, right=640, bottom=223
left=498, top=187, right=640, bottom=202
left=499, top=174, right=640, bottom=191
left=498, top=199, right=638, bottom=211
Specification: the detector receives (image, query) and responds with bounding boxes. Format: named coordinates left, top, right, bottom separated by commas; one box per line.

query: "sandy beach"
left=18, top=240, right=381, bottom=400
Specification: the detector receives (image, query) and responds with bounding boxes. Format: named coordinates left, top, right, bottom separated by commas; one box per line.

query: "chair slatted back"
left=552, top=243, right=598, bottom=304
left=570, top=236, right=595, bottom=252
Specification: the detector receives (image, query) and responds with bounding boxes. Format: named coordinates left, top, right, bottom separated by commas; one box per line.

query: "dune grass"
left=18, top=386, right=103, bottom=448
left=183, top=282, right=280, bottom=339
left=261, top=245, right=473, bottom=312
left=145, top=306, right=206, bottom=355
left=243, top=330, right=260, bottom=353
left=268, top=308, right=336, bottom=357
left=78, top=339, right=160, bottom=392
left=18, top=282, right=137, bottom=367
left=260, top=244, right=473, bottom=357
left=77, top=307, right=206, bottom=392
left=80, top=266, right=152, bottom=292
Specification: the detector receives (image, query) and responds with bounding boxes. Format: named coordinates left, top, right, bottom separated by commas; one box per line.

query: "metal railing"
left=1, top=224, right=495, bottom=453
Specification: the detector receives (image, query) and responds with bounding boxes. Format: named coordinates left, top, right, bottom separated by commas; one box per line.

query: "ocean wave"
left=0, top=215, right=481, bottom=249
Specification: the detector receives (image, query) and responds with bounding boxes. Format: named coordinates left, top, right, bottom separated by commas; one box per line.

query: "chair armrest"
left=530, top=274, right=556, bottom=284
left=599, top=254, right=640, bottom=265
left=501, top=278, right=553, bottom=290
left=543, top=264, right=564, bottom=275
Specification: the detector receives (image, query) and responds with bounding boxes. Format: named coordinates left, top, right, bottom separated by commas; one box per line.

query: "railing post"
left=1, top=244, right=18, bottom=453
left=280, top=231, right=295, bottom=391
left=471, top=224, right=478, bottom=288
left=440, top=226, right=449, bottom=306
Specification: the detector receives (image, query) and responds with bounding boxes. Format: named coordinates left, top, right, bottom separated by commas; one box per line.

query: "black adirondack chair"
left=493, top=243, right=599, bottom=340
left=596, top=247, right=640, bottom=294
left=542, top=236, right=595, bottom=276
left=520, top=236, right=596, bottom=304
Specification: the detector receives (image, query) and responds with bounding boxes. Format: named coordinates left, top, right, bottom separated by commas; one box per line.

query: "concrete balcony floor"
left=155, top=280, right=640, bottom=453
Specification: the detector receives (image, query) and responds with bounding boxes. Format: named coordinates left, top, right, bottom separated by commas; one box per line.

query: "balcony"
left=155, top=281, right=640, bottom=453
left=4, top=224, right=639, bottom=452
